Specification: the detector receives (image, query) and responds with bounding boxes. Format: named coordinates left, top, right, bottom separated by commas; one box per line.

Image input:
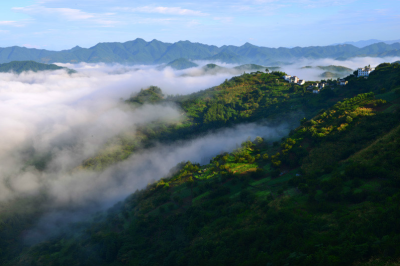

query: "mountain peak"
left=126, top=38, right=147, bottom=45
left=242, top=42, right=255, bottom=47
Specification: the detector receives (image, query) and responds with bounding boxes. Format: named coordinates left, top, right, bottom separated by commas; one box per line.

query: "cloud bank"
left=56, top=62, right=238, bottom=95
left=22, top=120, right=293, bottom=243
left=2, top=57, right=398, bottom=206
left=0, top=62, right=299, bottom=243
left=0, top=63, right=282, bottom=208
left=278, top=56, right=400, bottom=81
left=6, top=56, right=396, bottom=242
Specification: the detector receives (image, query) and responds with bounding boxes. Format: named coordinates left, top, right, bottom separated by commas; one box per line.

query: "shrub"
left=209, top=187, right=231, bottom=199
left=271, top=170, right=280, bottom=179
left=240, top=190, right=255, bottom=203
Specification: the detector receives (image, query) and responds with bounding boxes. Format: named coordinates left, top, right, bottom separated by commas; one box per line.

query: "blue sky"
left=0, top=0, right=399, bottom=50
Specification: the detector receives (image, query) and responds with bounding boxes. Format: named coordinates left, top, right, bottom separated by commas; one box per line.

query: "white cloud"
left=132, top=18, right=178, bottom=25
left=0, top=20, right=26, bottom=27
left=186, top=19, right=201, bottom=27
left=0, top=21, right=17, bottom=25
left=277, top=56, right=400, bottom=81
left=0, top=63, right=296, bottom=242
left=118, top=6, right=208, bottom=16
left=289, top=0, right=357, bottom=8
left=13, top=5, right=118, bottom=26
left=233, top=0, right=353, bottom=12
left=214, top=17, right=234, bottom=23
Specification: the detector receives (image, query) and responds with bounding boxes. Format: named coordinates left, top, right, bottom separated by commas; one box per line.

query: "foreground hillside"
left=81, top=62, right=400, bottom=171
left=1, top=62, right=400, bottom=266
left=10, top=90, right=400, bottom=266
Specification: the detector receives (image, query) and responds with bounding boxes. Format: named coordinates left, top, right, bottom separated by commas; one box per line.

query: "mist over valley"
left=1, top=2, right=400, bottom=262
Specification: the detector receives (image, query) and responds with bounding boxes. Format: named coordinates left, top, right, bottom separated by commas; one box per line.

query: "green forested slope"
left=81, top=63, right=400, bottom=171
left=10, top=91, right=400, bottom=266
left=0, top=61, right=74, bottom=74
left=165, top=58, right=198, bottom=70
left=233, top=64, right=266, bottom=71
left=2, top=63, right=400, bottom=266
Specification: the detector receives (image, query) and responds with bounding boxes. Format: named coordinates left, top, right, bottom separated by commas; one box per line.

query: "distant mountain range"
left=333, top=39, right=400, bottom=48
left=1, top=38, right=400, bottom=65
left=0, top=61, right=75, bottom=74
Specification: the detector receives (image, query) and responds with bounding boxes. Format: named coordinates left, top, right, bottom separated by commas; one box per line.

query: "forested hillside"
left=80, top=62, right=400, bottom=171
left=165, top=58, right=199, bottom=70
left=0, top=61, right=74, bottom=74
left=1, top=62, right=400, bottom=266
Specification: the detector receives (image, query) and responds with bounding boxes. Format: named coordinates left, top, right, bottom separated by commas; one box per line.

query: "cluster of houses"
left=306, top=82, right=328, bottom=94
left=306, top=79, right=348, bottom=93
left=281, top=65, right=374, bottom=94
left=283, top=75, right=305, bottom=85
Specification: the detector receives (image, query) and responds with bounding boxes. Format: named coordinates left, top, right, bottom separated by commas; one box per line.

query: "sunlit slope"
left=80, top=63, right=400, bottom=170
left=1, top=62, right=400, bottom=266
left=13, top=90, right=400, bottom=266
left=81, top=70, right=313, bottom=170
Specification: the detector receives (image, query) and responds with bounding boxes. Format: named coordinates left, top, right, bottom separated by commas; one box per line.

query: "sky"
left=0, top=0, right=399, bottom=50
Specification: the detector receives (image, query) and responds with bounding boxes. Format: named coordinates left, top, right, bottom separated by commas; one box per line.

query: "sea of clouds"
left=277, top=56, right=400, bottom=81
left=0, top=63, right=292, bottom=235
left=0, top=63, right=243, bottom=203
left=0, top=57, right=398, bottom=242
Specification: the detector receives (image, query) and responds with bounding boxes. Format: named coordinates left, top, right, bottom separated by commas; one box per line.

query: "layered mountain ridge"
left=1, top=39, right=400, bottom=65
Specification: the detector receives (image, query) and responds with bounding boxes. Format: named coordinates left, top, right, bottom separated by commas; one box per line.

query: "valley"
left=0, top=60, right=399, bottom=266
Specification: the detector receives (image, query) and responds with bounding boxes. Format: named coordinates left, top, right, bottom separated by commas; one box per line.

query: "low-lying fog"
left=0, top=63, right=239, bottom=203
left=0, top=57, right=398, bottom=242
left=0, top=63, right=292, bottom=237
left=275, top=56, right=400, bottom=81
left=23, top=121, right=294, bottom=243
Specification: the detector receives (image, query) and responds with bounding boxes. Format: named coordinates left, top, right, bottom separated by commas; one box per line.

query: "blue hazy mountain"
left=205, top=51, right=246, bottom=64
left=1, top=39, right=400, bottom=65
left=333, top=39, right=400, bottom=48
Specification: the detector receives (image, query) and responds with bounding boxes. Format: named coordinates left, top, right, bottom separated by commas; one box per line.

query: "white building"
left=319, top=83, right=326, bottom=89
left=358, top=66, right=374, bottom=77
left=298, top=79, right=305, bottom=85
left=283, top=75, right=291, bottom=81
left=339, top=79, right=348, bottom=86
left=290, top=76, right=299, bottom=83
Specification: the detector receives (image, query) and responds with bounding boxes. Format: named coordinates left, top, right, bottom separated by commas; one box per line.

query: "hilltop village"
left=282, top=66, right=375, bottom=93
